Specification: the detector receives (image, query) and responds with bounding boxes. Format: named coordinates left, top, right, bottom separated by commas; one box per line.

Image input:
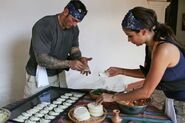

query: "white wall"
left=176, top=0, right=185, bottom=45
left=0, top=0, right=149, bottom=107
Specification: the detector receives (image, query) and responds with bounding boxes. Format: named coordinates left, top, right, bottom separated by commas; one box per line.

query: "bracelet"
left=112, top=94, right=116, bottom=102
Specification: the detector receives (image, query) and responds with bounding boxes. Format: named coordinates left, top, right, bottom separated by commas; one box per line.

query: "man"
left=24, top=0, right=92, bottom=98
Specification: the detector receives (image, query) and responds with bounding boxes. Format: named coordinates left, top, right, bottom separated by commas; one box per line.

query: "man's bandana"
left=122, top=10, right=145, bottom=30
left=66, top=3, right=86, bottom=21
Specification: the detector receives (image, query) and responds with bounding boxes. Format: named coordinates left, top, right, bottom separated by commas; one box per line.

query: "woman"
left=96, top=7, right=185, bottom=122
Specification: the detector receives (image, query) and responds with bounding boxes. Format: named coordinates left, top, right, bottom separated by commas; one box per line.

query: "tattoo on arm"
left=36, top=54, right=70, bottom=69
left=69, top=47, right=82, bottom=60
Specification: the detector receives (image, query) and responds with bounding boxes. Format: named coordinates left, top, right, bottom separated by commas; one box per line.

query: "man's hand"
left=80, top=65, right=91, bottom=76
left=79, top=57, right=92, bottom=64
left=69, top=60, right=86, bottom=71
left=79, top=57, right=92, bottom=76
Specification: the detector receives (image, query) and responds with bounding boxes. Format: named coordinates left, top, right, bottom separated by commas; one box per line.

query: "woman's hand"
left=105, top=67, right=123, bottom=77
left=96, top=93, right=115, bottom=104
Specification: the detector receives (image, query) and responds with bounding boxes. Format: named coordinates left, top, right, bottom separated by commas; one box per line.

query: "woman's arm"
left=115, top=44, right=172, bottom=101
left=97, top=44, right=177, bottom=103
left=126, top=80, right=145, bottom=91
left=106, top=67, right=145, bottom=78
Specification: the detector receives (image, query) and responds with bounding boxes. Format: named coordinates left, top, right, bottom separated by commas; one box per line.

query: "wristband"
left=112, top=94, right=116, bottom=102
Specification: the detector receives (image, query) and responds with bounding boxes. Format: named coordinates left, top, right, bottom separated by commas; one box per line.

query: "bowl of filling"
left=0, top=108, right=10, bottom=123
left=89, top=89, right=115, bottom=99
left=116, top=98, right=152, bottom=115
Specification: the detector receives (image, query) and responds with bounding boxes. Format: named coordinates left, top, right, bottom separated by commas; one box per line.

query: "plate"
left=68, top=105, right=107, bottom=123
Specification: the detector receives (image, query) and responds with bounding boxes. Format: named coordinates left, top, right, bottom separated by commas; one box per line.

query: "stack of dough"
left=73, top=106, right=91, bottom=121
left=87, top=103, right=103, bottom=117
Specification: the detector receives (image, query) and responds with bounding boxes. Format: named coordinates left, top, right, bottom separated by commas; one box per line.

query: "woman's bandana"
left=66, top=3, right=87, bottom=21
left=122, top=10, right=145, bottom=30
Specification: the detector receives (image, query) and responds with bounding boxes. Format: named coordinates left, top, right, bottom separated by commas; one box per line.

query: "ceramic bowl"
left=116, top=98, right=152, bottom=115
left=0, top=108, right=11, bottom=123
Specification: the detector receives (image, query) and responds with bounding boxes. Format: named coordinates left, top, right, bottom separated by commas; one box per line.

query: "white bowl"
left=0, top=108, right=11, bottom=123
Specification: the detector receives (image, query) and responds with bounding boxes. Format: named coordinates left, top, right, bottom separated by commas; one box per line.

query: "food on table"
left=53, top=100, right=62, bottom=105
left=24, top=119, right=36, bottom=123
left=64, top=92, right=73, bottom=96
left=119, top=98, right=151, bottom=106
left=44, top=106, right=53, bottom=111
left=0, top=108, right=10, bottom=123
left=73, top=93, right=84, bottom=98
left=69, top=102, right=106, bottom=122
left=29, top=116, right=40, bottom=121
left=17, top=115, right=28, bottom=120
left=39, top=118, right=50, bottom=123
left=73, top=106, right=91, bottom=121
left=50, top=104, right=57, bottom=108
left=12, top=92, right=84, bottom=122
left=40, top=109, right=49, bottom=114
left=22, top=112, right=32, bottom=117
left=13, top=118, right=24, bottom=122
left=54, top=107, right=63, bottom=113
left=57, top=98, right=66, bottom=102
left=45, top=114, right=55, bottom=120
left=35, top=112, right=44, bottom=118
left=90, top=89, right=115, bottom=99
left=18, top=114, right=29, bottom=119
left=70, top=96, right=78, bottom=101
left=60, top=95, right=69, bottom=99
left=26, top=109, right=36, bottom=115
left=66, top=99, right=75, bottom=103
left=49, top=111, right=59, bottom=116
left=91, top=89, right=114, bottom=95
left=58, top=105, right=68, bottom=109
left=14, top=115, right=28, bottom=122
left=117, top=98, right=152, bottom=115
left=63, top=102, right=71, bottom=106
left=87, top=102, right=104, bottom=117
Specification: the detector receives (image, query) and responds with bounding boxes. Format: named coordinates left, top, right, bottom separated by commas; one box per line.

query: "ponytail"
left=153, top=23, right=176, bottom=41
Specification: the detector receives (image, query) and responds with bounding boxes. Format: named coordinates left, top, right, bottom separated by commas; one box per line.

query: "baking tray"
left=6, top=86, right=89, bottom=123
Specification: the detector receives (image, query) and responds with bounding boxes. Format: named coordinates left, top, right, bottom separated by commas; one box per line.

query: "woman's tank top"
left=158, top=42, right=185, bottom=101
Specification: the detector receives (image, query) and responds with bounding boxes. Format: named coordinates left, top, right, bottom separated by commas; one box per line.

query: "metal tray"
left=6, top=87, right=88, bottom=123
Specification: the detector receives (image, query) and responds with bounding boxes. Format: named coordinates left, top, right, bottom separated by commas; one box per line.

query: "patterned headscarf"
left=122, top=10, right=145, bottom=30
left=66, top=2, right=87, bottom=21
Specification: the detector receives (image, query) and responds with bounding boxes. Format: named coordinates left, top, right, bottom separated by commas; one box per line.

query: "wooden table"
left=56, top=94, right=172, bottom=123
left=5, top=87, right=172, bottom=123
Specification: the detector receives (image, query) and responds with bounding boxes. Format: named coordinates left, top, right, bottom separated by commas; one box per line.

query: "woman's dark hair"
left=130, top=7, right=185, bottom=53
left=131, top=7, right=157, bottom=31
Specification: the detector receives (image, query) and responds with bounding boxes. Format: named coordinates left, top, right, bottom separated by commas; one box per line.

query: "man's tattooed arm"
left=36, top=54, right=70, bottom=69
left=69, top=47, right=82, bottom=60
